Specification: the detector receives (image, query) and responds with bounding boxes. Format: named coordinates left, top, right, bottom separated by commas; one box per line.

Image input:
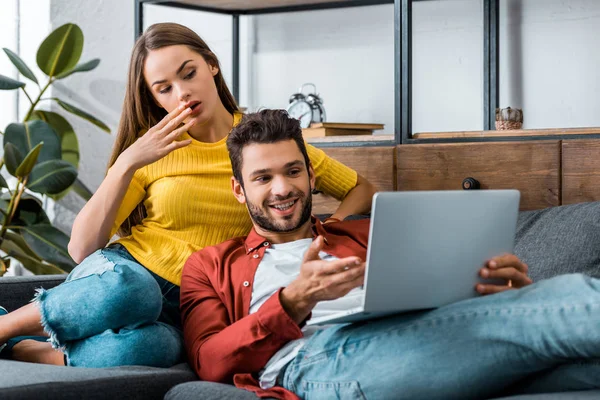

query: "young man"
left=181, top=110, right=600, bottom=399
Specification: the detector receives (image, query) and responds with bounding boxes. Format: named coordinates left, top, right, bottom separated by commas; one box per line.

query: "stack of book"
left=302, top=122, right=384, bottom=138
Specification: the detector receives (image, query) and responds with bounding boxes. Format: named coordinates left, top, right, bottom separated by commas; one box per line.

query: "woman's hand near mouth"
left=118, top=103, right=196, bottom=171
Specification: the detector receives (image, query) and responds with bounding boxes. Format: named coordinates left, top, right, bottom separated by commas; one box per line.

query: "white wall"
left=412, top=0, right=483, bottom=133
left=0, top=0, right=52, bottom=275
left=0, top=0, right=19, bottom=132
left=9, top=0, right=600, bottom=231
left=500, top=0, right=600, bottom=129
left=48, top=0, right=133, bottom=232
left=251, top=5, right=394, bottom=134
left=0, top=0, right=52, bottom=133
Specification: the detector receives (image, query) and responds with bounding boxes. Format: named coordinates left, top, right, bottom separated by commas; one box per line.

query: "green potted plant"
left=0, top=23, right=109, bottom=276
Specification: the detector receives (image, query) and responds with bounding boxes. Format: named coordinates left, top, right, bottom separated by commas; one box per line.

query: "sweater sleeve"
left=306, top=143, right=358, bottom=201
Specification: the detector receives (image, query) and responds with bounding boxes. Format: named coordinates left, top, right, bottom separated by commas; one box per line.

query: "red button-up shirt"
left=180, top=217, right=370, bottom=399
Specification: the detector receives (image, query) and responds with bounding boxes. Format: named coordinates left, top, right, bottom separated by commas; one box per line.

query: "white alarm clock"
left=286, top=83, right=326, bottom=128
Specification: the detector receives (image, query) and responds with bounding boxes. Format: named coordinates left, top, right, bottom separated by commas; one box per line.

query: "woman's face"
left=143, top=45, right=220, bottom=124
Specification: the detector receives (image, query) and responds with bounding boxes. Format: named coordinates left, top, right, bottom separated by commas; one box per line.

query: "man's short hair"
left=227, top=109, right=311, bottom=185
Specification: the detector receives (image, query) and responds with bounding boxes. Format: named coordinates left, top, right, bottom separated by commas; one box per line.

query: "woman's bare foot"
left=10, top=340, right=65, bottom=365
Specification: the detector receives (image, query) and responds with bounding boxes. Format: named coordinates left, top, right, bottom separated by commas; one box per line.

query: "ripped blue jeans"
left=34, top=244, right=183, bottom=368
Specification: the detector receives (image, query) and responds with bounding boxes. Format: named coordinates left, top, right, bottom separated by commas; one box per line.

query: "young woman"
left=0, top=22, right=376, bottom=367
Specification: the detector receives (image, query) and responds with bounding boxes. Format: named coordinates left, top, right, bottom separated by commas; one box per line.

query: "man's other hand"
left=476, top=253, right=533, bottom=295
left=280, top=235, right=365, bottom=323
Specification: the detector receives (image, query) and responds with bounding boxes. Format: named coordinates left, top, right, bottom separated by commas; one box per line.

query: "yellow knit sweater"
left=111, top=112, right=358, bottom=285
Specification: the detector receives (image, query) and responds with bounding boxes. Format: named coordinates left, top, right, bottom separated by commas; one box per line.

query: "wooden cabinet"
left=562, top=140, right=600, bottom=205
left=315, top=138, right=600, bottom=215
left=313, top=147, right=395, bottom=215
left=396, top=142, right=561, bottom=210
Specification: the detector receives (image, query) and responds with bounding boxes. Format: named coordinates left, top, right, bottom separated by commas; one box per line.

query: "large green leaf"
left=5, top=230, right=42, bottom=260
left=36, top=23, right=83, bottom=78
left=4, top=120, right=61, bottom=165
left=4, top=193, right=51, bottom=226
left=0, top=234, right=66, bottom=274
left=3, top=48, right=38, bottom=84
left=26, top=160, right=77, bottom=195
left=4, top=143, right=24, bottom=176
left=16, top=224, right=75, bottom=271
left=71, top=177, right=93, bottom=200
left=0, top=174, right=7, bottom=189
left=30, top=111, right=79, bottom=168
left=15, top=142, right=43, bottom=178
left=55, top=58, right=100, bottom=80
left=0, top=74, right=25, bottom=90
left=55, top=99, right=110, bottom=133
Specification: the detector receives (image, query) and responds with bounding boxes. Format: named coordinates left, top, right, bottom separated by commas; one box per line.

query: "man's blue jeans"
left=280, top=274, right=600, bottom=399
left=34, top=244, right=183, bottom=368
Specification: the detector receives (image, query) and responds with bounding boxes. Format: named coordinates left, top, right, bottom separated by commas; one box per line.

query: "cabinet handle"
left=462, top=177, right=480, bottom=190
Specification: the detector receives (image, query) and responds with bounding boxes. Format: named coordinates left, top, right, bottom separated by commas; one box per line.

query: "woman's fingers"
left=159, top=107, right=193, bottom=135
left=165, top=139, right=193, bottom=153
left=164, top=119, right=196, bottom=142
left=152, top=104, right=189, bottom=132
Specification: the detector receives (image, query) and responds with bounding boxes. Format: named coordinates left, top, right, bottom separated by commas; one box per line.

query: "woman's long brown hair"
left=108, top=23, right=238, bottom=237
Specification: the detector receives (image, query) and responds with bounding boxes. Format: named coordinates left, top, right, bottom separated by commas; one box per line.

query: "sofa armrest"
left=0, top=275, right=66, bottom=311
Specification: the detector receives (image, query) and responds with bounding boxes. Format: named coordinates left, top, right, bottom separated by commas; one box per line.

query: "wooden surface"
left=413, top=127, right=600, bottom=139
left=306, top=134, right=394, bottom=144
left=167, top=0, right=377, bottom=11
left=562, top=140, right=600, bottom=204
left=313, top=147, right=396, bottom=215
left=302, top=127, right=374, bottom=138
left=310, top=122, right=384, bottom=130
left=396, top=142, right=561, bottom=210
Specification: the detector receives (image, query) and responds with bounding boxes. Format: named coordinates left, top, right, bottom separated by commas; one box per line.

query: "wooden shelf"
left=155, top=0, right=392, bottom=13
left=307, top=134, right=394, bottom=144
left=413, top=127, right=600, bottom=139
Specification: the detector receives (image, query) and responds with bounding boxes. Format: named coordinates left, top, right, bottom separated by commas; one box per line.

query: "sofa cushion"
left=0, top=360, right=196, bottom=400
left=514, top=201, right=600, bottom=282
left=165, top=381, right=260, bottom=400
left=0, top=275, right=66, bottom=311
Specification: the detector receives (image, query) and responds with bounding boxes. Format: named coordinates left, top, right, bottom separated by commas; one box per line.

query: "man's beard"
left=245, top=189, right=312, bottom=233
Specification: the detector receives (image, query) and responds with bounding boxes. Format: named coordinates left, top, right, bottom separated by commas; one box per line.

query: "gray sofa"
left=3, top=202, right=600, bottom=399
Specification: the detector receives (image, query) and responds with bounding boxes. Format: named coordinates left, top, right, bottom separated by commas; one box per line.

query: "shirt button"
left=263, top=241, right=269, bottom=246
left=243, top=281, right=250, bottom=287
left=253, top=254, right=259, bottom=259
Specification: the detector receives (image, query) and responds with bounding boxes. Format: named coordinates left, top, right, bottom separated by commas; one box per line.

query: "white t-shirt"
left=249, top=238, right=364, bottom=389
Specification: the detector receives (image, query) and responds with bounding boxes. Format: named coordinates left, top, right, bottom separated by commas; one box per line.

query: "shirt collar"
left=244, top=215, right=328, bottom=253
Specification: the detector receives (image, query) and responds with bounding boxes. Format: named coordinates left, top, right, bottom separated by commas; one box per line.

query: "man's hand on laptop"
left=475, top=254, right=533, bottom=295
left=280, top=235, right=365, bottom=324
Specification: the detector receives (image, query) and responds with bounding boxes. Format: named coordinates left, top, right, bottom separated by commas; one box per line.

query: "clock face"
left=287, top=101, right=313, bottom=128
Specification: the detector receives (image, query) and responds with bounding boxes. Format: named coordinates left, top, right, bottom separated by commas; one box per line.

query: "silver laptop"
left=308, top=190, right=520, bottom=326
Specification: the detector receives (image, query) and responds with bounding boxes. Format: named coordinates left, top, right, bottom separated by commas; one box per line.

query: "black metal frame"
left=134, top=0, right=513, bottom=147
left=483, top=0, right=499, bottom=131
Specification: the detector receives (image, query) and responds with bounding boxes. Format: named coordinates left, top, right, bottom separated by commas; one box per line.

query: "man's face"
left=233, top=140, right=314, bottom=233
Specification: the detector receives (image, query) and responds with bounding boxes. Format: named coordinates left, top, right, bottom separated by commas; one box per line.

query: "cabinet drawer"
left=562, top=140, right=600, bottom=204
left=397, top=142, right=560, bottom=210
left=313, top=146, right=395, bottom=215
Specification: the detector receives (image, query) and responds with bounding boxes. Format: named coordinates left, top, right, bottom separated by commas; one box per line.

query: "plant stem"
left=23, top=79, right=53, bottom=121
left=8, top=177, right=28, bottom=223
left=20, top=87, right=34, bottom=105
left=0, top=177, right=26, bottom=246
